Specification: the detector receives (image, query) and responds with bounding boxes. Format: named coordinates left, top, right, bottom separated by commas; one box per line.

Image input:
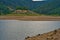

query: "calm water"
left=0, top=20, right=60, bottom=40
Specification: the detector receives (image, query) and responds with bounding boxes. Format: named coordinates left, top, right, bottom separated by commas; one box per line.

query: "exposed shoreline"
left=0, top=16, right=60, bottom=21
left=25, top=28, right=60, bottom=40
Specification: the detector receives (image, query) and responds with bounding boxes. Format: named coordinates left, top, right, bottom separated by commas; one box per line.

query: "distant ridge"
left=33, top=0, right=60, bottom=15
left=0, top=0, right=46, bottom=9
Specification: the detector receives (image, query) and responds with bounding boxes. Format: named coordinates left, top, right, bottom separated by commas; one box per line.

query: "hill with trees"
left=0, top=0, right=60, bottom=16
left=33, top=0, right=60, bottom=16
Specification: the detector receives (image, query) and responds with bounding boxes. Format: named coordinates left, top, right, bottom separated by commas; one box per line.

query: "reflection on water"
left=0, top=20, right=60, bottom=40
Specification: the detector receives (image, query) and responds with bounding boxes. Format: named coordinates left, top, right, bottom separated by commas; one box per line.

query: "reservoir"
left=0, top=20, right=60, bottom=40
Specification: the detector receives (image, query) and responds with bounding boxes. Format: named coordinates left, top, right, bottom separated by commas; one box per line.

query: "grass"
left=0, top=13, right=41, bottom=16
left=0, top=13, right=60, bottom=17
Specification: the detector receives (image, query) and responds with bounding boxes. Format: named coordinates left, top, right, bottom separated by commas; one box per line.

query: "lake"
left=0, top=20, right=60, bottom=40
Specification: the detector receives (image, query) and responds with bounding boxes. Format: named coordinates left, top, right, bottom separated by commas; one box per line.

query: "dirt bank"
left=0, top=16, right=60, bottom=21
left=25, top=28, right=60, bottom=40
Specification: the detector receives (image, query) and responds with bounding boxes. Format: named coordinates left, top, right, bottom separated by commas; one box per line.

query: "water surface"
left=0, top=20, right=60, bottom=40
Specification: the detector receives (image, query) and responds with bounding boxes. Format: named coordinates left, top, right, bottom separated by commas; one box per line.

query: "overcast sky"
left=32, top=0, right=46, bottom=1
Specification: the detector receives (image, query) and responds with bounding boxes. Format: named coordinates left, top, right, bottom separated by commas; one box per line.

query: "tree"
left=0, top=2, right=12, bottom=15
left=16, top=6, right=28, bottom=10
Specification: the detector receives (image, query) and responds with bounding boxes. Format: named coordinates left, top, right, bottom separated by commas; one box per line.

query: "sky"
left=32, top=0, right=45, bottom=1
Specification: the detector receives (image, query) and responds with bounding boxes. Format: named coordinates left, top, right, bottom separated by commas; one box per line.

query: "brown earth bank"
left=0, top=16, right=60, bottom=21
left=25, top=28, right=60, bottom=40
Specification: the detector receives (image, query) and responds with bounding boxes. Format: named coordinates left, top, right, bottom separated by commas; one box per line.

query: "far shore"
left=0, top=16, right=60, bottom=21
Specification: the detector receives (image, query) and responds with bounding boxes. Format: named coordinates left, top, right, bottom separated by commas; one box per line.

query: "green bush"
left=16, top=6, right=28, bottom=10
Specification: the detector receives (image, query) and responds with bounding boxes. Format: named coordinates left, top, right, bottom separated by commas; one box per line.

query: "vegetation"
left=0, top=1, right=60, bottom=16
left=33, top=0, right=60, bottom=16
left=4, top=13, right=40, bottom=16
left=0, top=0, right=60, bottom=16
left=16, top=6, right=28, bottom=10
left=0, top=3, right=12, bottom=15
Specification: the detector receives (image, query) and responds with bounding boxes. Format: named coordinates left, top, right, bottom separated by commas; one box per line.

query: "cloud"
left=32, top=0, right=45, bottom=1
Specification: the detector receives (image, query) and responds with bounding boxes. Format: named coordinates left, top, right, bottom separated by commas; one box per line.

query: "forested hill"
left=0, top=0, right=46, bottom=15
left=0, top=0, right=46, bottom=9
left=33, top=0, right=60, bottom=15
left=0, top=0, right=60, bottom=16
left=0, top=3, right=12, bottom=15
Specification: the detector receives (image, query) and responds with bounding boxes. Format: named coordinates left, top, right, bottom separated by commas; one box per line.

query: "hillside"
left=0, top=2, right=40, bottom=16
left=25, top=28, right=60, bottom=40
left=0, top=0, right=60, bottom=16
left=0, top=0, right=46, bottom=9
left=0, top=2, right=12, bottom=15
left=33, top=0, right=60, bottom=15
left=7, top=10, right=40, bottom=16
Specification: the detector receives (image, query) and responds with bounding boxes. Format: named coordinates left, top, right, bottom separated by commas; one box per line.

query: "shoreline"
left=0, top=16, right=60, bottom=21
left=25, top=28, right=60, bottom=40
